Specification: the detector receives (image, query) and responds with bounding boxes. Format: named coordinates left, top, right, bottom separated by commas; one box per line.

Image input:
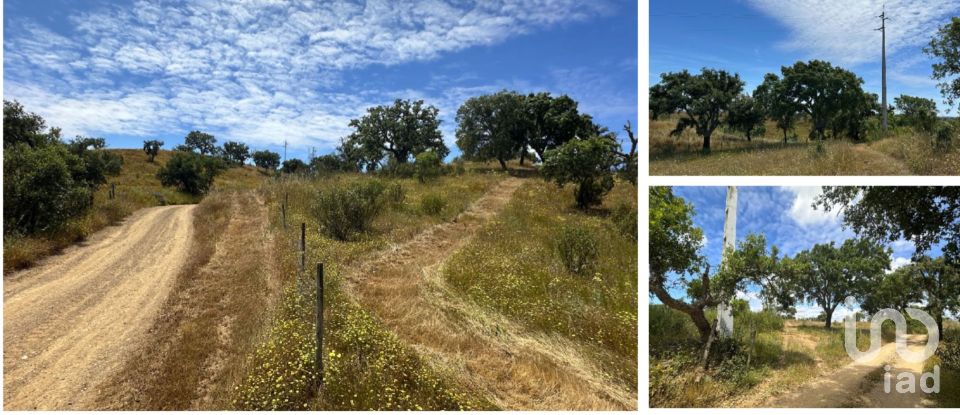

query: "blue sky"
left=651, top=0, right=960, bottom=115
left=3, top=0, right=637, bottom=161
left=657, top=186, right=946, bottom=321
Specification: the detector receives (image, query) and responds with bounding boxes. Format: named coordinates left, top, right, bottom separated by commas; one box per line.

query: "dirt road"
left=768, top=334, right=934, bottom=408
left=347, top=177, right=637, bottom=410
left=3, top=205, right=196, bottom=410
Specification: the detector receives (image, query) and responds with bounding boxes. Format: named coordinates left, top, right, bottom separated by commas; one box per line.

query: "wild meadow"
left=649, top=115, right=960, bottom=176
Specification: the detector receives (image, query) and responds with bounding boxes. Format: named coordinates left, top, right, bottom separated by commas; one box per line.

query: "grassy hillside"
left=3, top=149, right=263, bottom=272
left=649, top=116, right=960, bottom=175
left=443, top=178, right=638, bottom=389
left=233, top=168, right=506, bottom=410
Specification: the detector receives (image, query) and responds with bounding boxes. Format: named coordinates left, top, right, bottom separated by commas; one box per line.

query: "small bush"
left=312, top=180, right=386, bottom=240
left=611, top=203, right=637, bottom=238
left=414, top=150, right=442, bottom=182
left=420, top=193, right=447, bottom=216
left=555, top=224, right=598, bottom=276
left=157, top=152, right=225, bottom=195
left=936, top=121, right=955, bottom=150
left=940, top=340, right=960, bottom=370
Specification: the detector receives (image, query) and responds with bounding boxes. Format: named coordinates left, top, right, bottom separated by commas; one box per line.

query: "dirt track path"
left=346, top=177, right=636, bottom=410
left=768, top=334, right=932, bottom=408
left=3, top=205, right=196, bottom=410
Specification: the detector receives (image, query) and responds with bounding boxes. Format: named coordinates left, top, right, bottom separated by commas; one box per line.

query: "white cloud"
left=782, top=186, right=839, bottom=227
left=745, top=0, right=960, bottom=66
left=3, top=0, right=613, bottom=149
left=889, top=256, right=912, bottom=272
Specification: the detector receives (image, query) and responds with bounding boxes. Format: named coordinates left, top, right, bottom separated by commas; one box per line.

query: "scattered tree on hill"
left=68, top=136, right=123, bottom=186
left=183, top=130, right=217, bottom=155
left=753, top=73, right=799, bottom=143
left=649, top=188, right=779, bottom=342
left=524, top=92, right=586, bottom=162
left=222, top=141, right=250, bottom=166
left=281, top=158, right=308, bottom=174
left=157, top=151, right=224, bottom=195
left=894, top=95, right=938, bottom=133
left=456, top=90, right=528, bottom=170
left=611, top=121, right=638, bottom=184
left=344, top=99, right=447, bottom=166
left=143, top=139, right=163, bottom=162
left=778, top=60, right=869, bottom=141
left=414, top=150, right=442, bottom=182
left=3, top=101, right=123, bottom=234
left=310, top=154, right=347, bottom=174
left=650, top=68, right=745, bottom=152
left=785, top=238, right=891, bottom=328
left=541, top=137, right=619, bottom=209
left=925, top=17, right=960, bottom=113
left=252, top=150, right=281, bottom=172
left=726, top=95, right=766, bottom=142
left=816, top=187, right=960, bottom=264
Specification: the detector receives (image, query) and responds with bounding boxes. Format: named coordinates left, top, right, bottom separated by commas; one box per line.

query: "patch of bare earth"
left=345, top=177, right=637, bottom=410
left=93, top=190, right=281, bottom=410
left=3, top=205, right=195, bottom=410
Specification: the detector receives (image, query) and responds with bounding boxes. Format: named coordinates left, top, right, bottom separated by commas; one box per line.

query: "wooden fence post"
left=300, top=222, right=306, bottom=273
left=110, top=183, right=116, bottom=200
left=281, top=193, right=288, bottom=230
left=316, top=262, right=324, bottom=390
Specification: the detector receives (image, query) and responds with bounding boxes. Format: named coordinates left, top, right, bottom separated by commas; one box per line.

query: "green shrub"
left=383, top=158, right=416, bottom=178
left=312, top=180, right=385, bottom=240
left=611, top=203, right=637, bottom=238
left=414, top=150, right=442, bottom=182
left=419, top=193, right=446, bottom=216
left=541, top=137, right=618, bottom=209
left=157, top=151, right=224, bottom=195
left=936, top=121, right=955, bottom=150
left=4, top=143, right=93, bottom=234
left=555, top=224, right=598, bottom=276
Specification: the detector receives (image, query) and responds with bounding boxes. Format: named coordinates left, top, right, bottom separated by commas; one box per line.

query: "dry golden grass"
left=3, top=149, right=263, bottom=272
left=649, top=116, right=960, bottom=175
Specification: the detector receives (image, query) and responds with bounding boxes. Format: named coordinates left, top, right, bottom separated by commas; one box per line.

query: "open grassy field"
left=2, top=149, right=263, bottom=272
left=649, top=116, right=960, bottom=175
left=443, top=178, right=638, bottom=390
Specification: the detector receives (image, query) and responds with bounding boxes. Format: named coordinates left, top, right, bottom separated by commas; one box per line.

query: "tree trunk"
left=519, top=149, right=526, bottom=165
left=497, top=158, right=507, bottom=170
left=692, top=309, right=713, bottom=343
left=746, top=131, right=752, bottom=142
left=702, top=133, right=711, bottom=153
left=782, top=128, right=788, bottom=143
left=937, top=313, right=943, bottom=337
left=824, top=307, right=834, bottom=329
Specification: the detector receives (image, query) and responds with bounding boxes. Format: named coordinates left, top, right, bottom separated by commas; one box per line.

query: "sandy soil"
left=3, top=205, right=195, bottom=410
left=767, top=333, right=933, bottom=408
left=346, top=177, right=637, bottom=410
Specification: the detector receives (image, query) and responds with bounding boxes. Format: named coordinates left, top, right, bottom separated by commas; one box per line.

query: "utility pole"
left=877, top=5, right=889, bottom=135
left=716, top=186, right=737, bottom=339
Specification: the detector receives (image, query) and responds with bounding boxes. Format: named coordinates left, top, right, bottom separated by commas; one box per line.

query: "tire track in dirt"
left=3, top=205, right=196, bottom=410
left=345, top=177, right=637, bottom=410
